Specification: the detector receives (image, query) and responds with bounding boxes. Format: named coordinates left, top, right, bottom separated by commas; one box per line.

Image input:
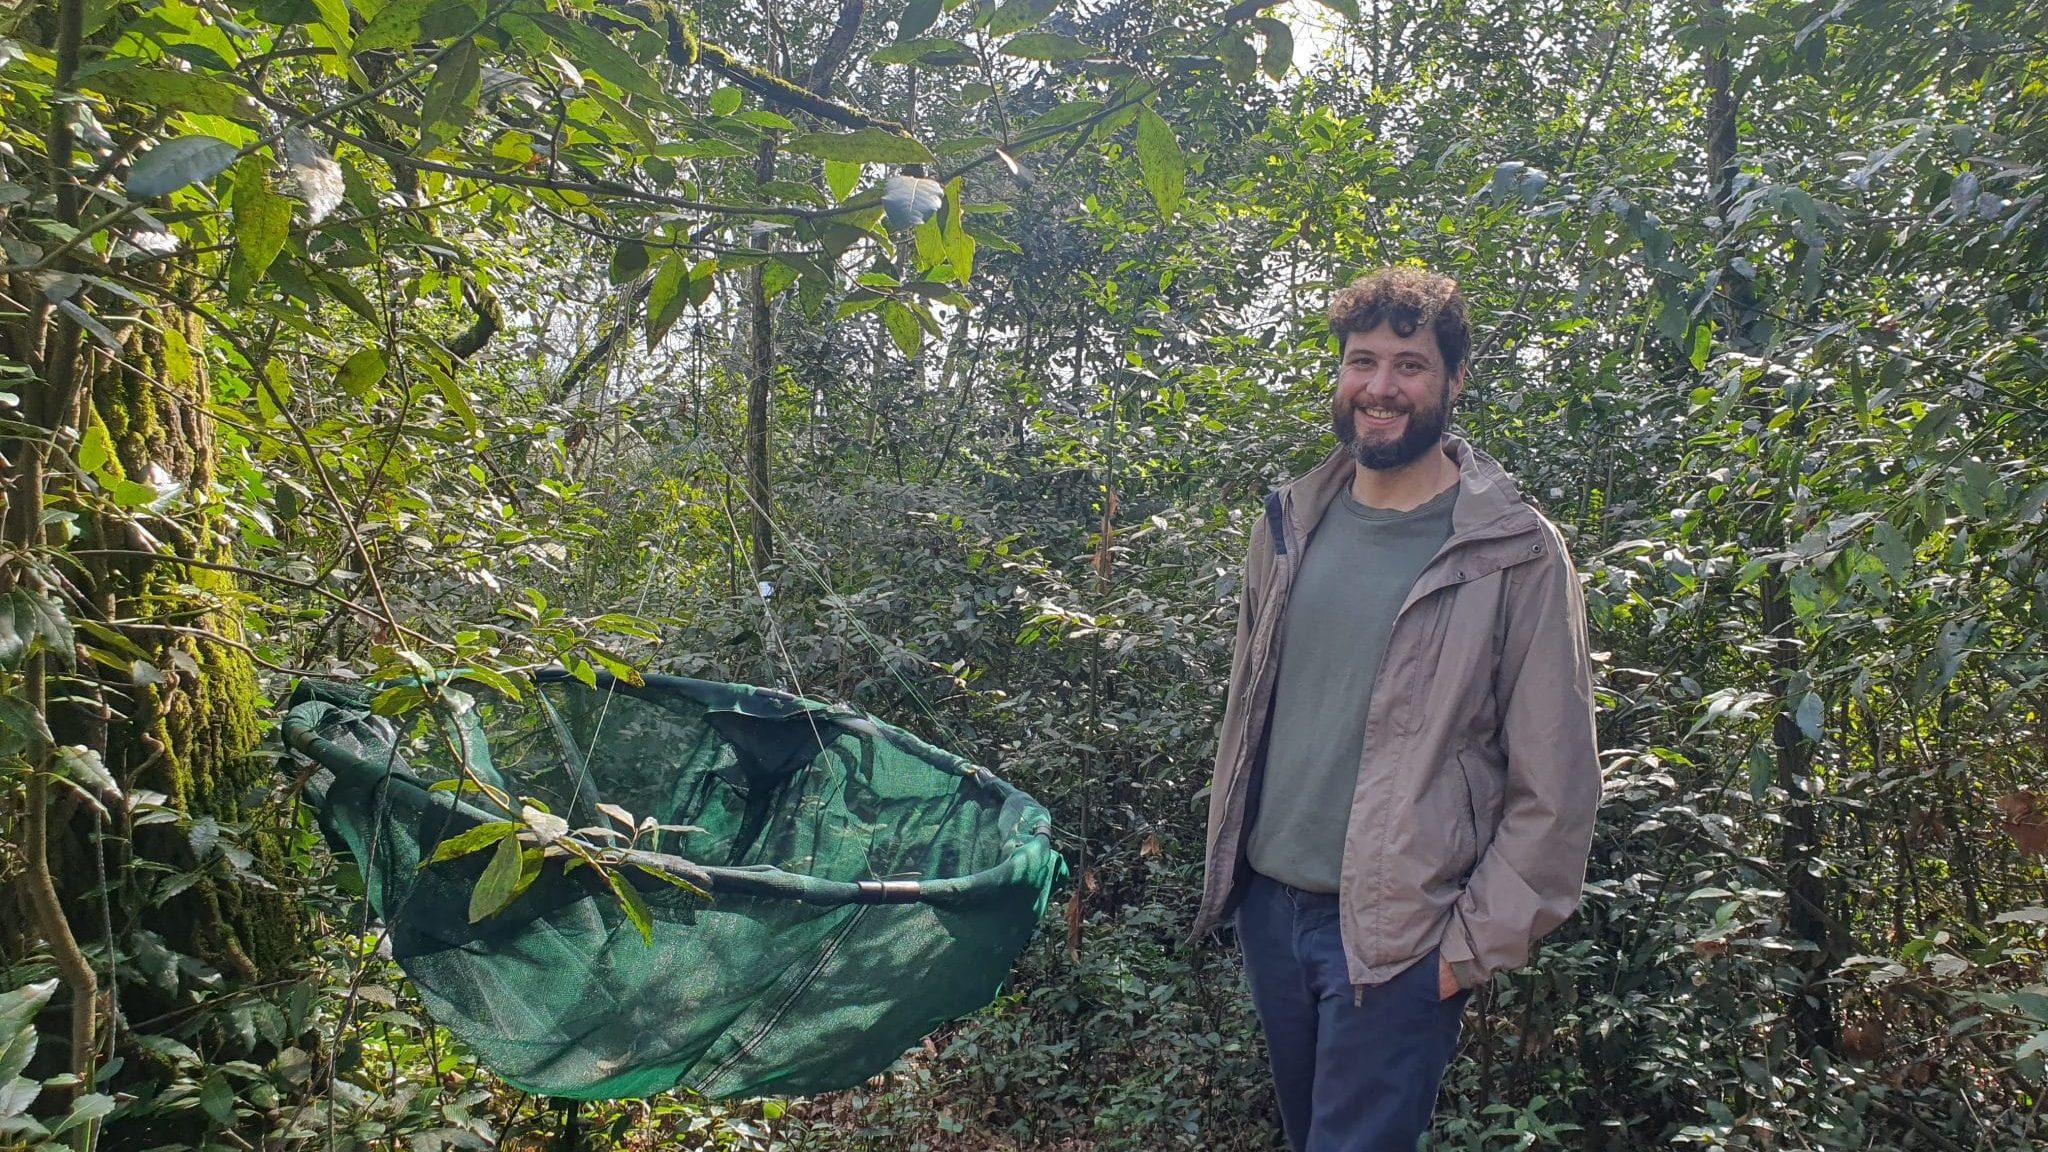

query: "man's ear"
left=1449, top=364, right=1467, bottom=404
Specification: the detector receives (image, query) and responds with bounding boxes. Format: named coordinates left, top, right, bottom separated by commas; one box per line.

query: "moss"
left=66, top=301, right=300, bottom=977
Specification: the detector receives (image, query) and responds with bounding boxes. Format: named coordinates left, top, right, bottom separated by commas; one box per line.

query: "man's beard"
left=1333, top=382, right=1450, bottom=470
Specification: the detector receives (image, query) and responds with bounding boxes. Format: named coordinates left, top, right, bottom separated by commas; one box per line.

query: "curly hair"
left=1326, top=267, right=1470, bottom=378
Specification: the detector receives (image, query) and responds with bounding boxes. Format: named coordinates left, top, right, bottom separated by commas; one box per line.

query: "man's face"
left=1330, top=323, right=1463, bottom=471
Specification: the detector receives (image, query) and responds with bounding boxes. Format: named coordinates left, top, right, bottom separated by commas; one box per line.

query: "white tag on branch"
left=521, top=805, right=570, bottom=846
left=880, top=174, right=944, bottom=228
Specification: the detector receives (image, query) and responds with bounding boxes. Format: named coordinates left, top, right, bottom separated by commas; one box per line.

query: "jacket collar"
left=1277, top=434, right=1542, bottom=552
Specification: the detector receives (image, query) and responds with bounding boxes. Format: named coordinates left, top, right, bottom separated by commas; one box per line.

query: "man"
left=1191, top=267, right=1601, bottom=1152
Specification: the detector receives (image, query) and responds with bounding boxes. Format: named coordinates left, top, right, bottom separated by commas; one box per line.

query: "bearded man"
left=1191, top=267, right=1601, bottom=1152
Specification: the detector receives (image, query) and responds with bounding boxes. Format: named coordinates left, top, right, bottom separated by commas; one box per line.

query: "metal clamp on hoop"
left=856, top=879, right=924, bottom=904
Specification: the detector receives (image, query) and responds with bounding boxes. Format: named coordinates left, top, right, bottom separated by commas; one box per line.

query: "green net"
left=282, top=671, right=1060, bottom=1101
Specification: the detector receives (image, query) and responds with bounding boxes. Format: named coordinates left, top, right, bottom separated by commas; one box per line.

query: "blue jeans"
left=1236, top=872, right=1469, bottom=1152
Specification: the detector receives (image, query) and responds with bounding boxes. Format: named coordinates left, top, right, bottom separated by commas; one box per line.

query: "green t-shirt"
left=1247, top=482, right=1458, bottom=893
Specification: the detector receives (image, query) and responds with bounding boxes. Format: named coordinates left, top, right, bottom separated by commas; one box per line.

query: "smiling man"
left=1191, top=268, right=1601, bottom=1151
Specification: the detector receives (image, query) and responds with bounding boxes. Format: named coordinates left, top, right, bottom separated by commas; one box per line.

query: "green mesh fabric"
left=282, top=672, right=1060, bottom=1101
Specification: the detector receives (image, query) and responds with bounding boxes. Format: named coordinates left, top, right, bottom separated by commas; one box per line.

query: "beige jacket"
left=1192, top=436, right=1600, bottom=990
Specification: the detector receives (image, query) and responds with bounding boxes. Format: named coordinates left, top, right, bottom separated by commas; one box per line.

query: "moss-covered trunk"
left=5, top=292, right=294, bottom=991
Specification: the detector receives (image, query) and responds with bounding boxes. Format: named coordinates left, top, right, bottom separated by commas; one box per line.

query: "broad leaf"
left=787, top=129, right=934, bottom=165
left=0, top=588, right=73, bottom=670
left=333, top=347, right=387, bottom=400
left=54, top=745, right=119, bottom=797
left=229, top=159, right=292, bottom=303
left=467, top=831, right=524, bottom=922
left=881, top=300, right=922, bottom=359
left=645, top=255, right=690, bottom=349
left=823, top=159, right=861, bottom=200
left=872, top=37, right=975, bottom=67
left=606, top=868, right=654, bottom=944
left=82, top=67, right=259, bottom=120
left=1219, top=31, right=1257, bottom=84
left=1315, top=0, right=1360, bottom=17
left=418, top=36, right=482, bottom=151
left=609, top=240, right=649, bottom=285
left=897, top=0, right=943, bottom=40
left=1135, top=106, right=1185, bottom=218
left=506, top=13, right=665, bottom=101
left=0, top=980, right=56, bottom=1089
left=1002, top=33, right=1099, bottom=62
left=352, top=0, right=438, bottom=53
left=426, top=820, right=518, bottom=864
left=987, top=0, right=1060, bottom=37
left=127, top=135, right=237, bottom=199
left=1254, top=17, right=1294, bottom=79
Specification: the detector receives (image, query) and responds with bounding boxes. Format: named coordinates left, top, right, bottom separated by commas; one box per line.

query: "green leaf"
left=468, top=831, right=523, bottom=922
left=54, top=745, right=118, bottom=797
left=634, top=862, right=709, bottom=901
left=1219, top=31, right=1257, bottom=84
left=787, top=128, right=933, bottom=165
left=507, top=13, right=665, bottom=101
left=1747, top=744, right=1773, bottom=801
left=881, top=301, right=922, bottom=359
left=77, top=418, right=113, bottom=475
left=51, top=1092, right=114, bottom=1136
left=708, top=86, right=742, bottom=117
left=1793, top=692, right=1824, bottom=742
left=0, top=588, right=73, bottom=671
left=426, top=820, right=518, bottom=864
left=127, top=134, right=237, bottom=199
left=452, top=665, right=523, bottom=701
left=897, top=0, right=943, bottom=39
left=1135, top=106, right=1184, bottom=219
left=1688, top=323, right=1713, bottom=371
left=0, top=695, right=55, bottom=762
left=943, top=175, right=974, bottom=280
left=606, top=868, right=654, bottom=943
left=608, top=240, right=649, bottom=285
left=333, top=347, right=387, bottom=401
left=198, top=1070, right=234, bottom=1127
left=761, top=260, right=798, bottom=300
left=587, top=647, right=644, bottom=687
left=0, top=979, right=56, bottom=1088
left=1001, top=32, right=1098, bottom=61
left=81, top=67, right=258, bottom=119
left=254, top=0, right=320, bottom=24
left=1314, top=0, right=1360, bottom=18
left=823, top=159, right=861, bottom=200
left=418, top=36, right=481, bottom=151
left=870, top=37, right=974, bottom=66
left=987, top=0, right=1059, bottom=37
left=229, top=160, right=292, bottom=303
left=1253, top=17, right=1293, bottom=79
left=351, top=0, right=437, bottom=52
left=645, top=255, right=689, bottom=349
left=315, top=270, right=380, bottom=323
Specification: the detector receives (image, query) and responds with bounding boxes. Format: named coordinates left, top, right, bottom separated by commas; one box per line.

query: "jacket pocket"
left=1455, top=749, right=1506, bottom=864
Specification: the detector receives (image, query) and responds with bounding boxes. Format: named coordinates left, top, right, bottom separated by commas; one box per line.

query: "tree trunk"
left=1704, top=0, right=1834, bottom=1052
left=3, top=282, right=292, bottom=1024
left=746, top=137, right=777, bottom=570
left=739, top=0, right=866, bottom=573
